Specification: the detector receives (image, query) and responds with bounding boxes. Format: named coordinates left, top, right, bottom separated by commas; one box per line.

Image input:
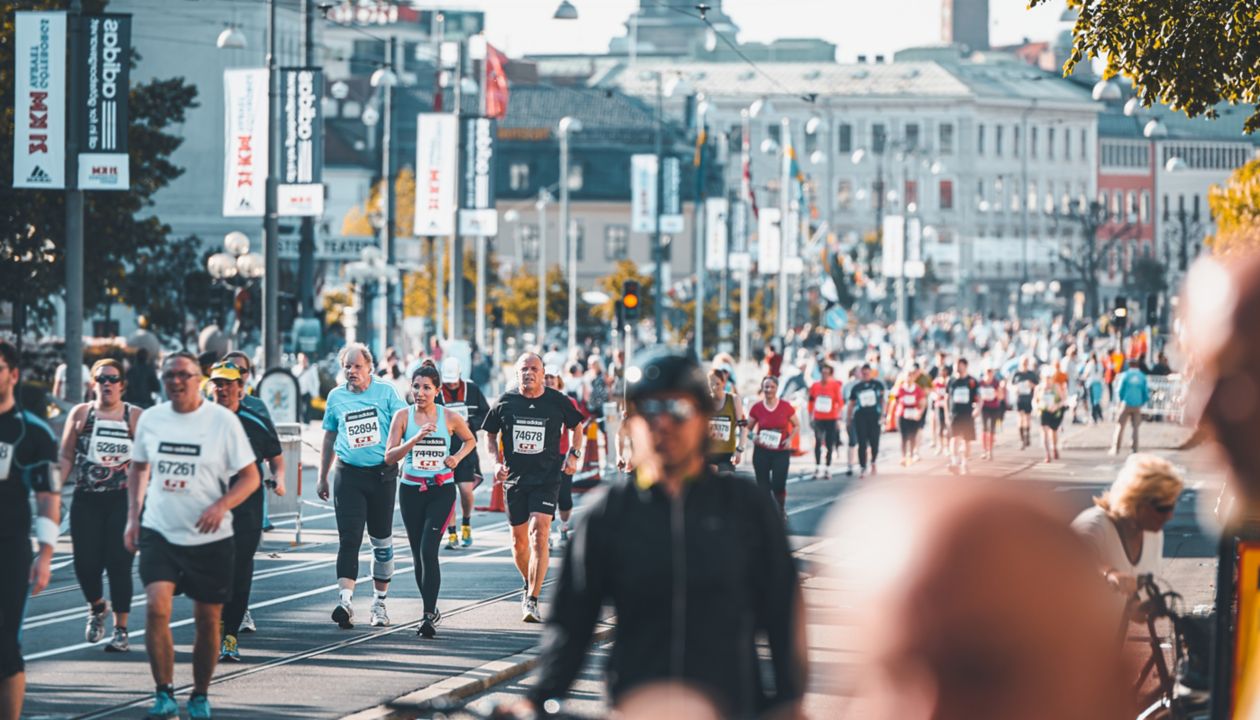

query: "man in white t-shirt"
left=124, top=351, right=258, bottom=720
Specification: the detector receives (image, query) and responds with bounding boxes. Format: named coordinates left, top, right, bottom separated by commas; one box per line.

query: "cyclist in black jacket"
left=506, top=348, right=807, bottom=719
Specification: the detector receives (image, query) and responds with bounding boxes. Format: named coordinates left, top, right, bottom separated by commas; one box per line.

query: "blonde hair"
left=1093, top=453, right=1184, bottom=518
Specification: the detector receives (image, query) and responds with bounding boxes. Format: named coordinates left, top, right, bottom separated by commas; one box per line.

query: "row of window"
left=977, top=123, right=1088, bottom=161
left=1161, top=144, right=1252, bottom=170
left=514, top=222, right=631, bottom=263
left=1100, top=143, right=1150, bottom=169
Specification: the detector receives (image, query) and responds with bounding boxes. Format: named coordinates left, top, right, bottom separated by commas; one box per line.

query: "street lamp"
left=216, top=24, right=246, bottom=50
left=207, top=232, right=266, bottom=345
left=1142, top=118, right=1168, bottom=139
left=1092, top=78, right=1123, bottom=102
left=558, top=116, right=583, bottom=353
left=345, top=246, right=400, bottom=353
left=553, top=0, right=579, bottom=20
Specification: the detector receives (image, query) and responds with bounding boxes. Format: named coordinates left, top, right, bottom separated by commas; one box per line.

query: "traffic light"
left=491, top=305, right=504, bottom=329
left=1145, top=293, right=1159, bottom=326
left=622, top=280, right=640, bottom=323
left=1112, top=295, right=1128, bottom=332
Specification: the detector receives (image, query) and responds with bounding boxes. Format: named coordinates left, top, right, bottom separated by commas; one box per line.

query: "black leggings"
left=70, top=490, right=134, bottom=613
left=0, top=534, right=30, bottom=679
left=812, top=420, right=839, bottom=465
left=399, top=482, right=455, bottom=614
left=854, top=413, right=882, bottom=468
left=223, top=510, right=262, bottom=636
left=752, top=447, right=791, bottom=506
left=333, top=462, right=398, bottom=582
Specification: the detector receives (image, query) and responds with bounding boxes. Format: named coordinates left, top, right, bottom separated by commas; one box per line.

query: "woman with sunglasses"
left=58, top=358, right=142, bottom=652
left=385, top=365, right=476, bottom=639
left=747, top=375, right=798, bottom=513
left=1071, top=454, right=1183, bottom=616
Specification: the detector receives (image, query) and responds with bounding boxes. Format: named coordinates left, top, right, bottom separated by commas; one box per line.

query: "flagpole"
left=777, top=117, right=790, bottom=339
left=738, top=107, right=752, bottom=367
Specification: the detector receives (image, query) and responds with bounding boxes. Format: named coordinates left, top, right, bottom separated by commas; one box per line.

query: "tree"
left=402, top=241, right=504, bottom=335
left=122, top=235, right=218, bottom=344
left=1207, top=157, right=1260, bottom=253
left=1036, top=0, right=1260, bottom=132
left=488, top=265, right=567, bottom=333
left=1128, top=255, right=1168, bottom=297
left=592, top=260, right=654, bottom=323
left=341, top=167, right=416, bottom=238
left=1052, top=201, right=1139, bottom=321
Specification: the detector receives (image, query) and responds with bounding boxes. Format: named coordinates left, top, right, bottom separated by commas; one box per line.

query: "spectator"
left=1110, top=361, right=1149, bottom=455
left=124, top=349, right=160, bottom=409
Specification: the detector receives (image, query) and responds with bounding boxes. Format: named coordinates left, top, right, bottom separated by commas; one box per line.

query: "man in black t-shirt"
left=1012, top=356, right=1040, bottom=450
left=946, top=357, right=980, bottom=474
left=845, top=364, right=886, bottom=477
left=482, top=353, right=583, bottom=623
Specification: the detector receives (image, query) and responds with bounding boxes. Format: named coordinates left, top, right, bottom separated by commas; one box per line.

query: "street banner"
left=73, top=13, right=130, bottom=190
left=414, top=112, right=458, bottom=236
left=660, top=156, right=684, bottom=233
left=630, top=154, right=657, bottom=233
left=905, top=217, right=925, bottom=278
left=758, top=207, right=781, bottom=275
left=882, top=214, right=904, bottom=278
left=279, top=66, right=322, bottom=216
left=277, top=235, right=376, bottom=261
left=730, top=198, right=748, bottom=253
left=458, top=116, right=497, bottom=236
left=704, top=197, right=729, bottom=271
left=223, top=68, right=268, bottom=217
left=14, top=12, right=67, bottom=189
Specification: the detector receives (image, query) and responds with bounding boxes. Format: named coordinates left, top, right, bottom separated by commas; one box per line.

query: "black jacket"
left=529, top=469, right=806, bottom=717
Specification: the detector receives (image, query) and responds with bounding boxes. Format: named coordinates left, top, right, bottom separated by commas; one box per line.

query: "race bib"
left=757, top=429, right=783, bottom=448
left=814, top=395, right=833, bottom=414
left=952, top=387, right=971, bottom=404
left=512, top=419, right=546, bottom=455
left=344, top=408, right=381, bottom=449
left=902, top=406, right=923, bottom=421
left=1021, top=381, right=1035, bottom=395
left=445, top=403, right=470, bottom=420
left=710, top=416, right=732, bottom=441
left=902, top=394, right=917, bottom=407
left=155, top=442, right=199, bottom=494
left=980, top=386, right=997, bottom=401
left=410, top=435, right=448, bottom=472
left=88, top=420, right=132, bottom=468
left=858, top=389, right=877, bottom=408
left=0, top=441, right=12, bottom=481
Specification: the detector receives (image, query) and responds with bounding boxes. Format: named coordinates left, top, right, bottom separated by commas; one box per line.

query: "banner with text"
left=758, top=208, right=781, bottom=275
left=660, top=156, right=684, bottom=233
left=458, top=116, right=497, bottom=236
left=414, top=113, right=458, bottom=236
left=223, top=68, right=268, bottom=217
left=14, top=12, right=67, bottom=189
left=630, top=154, right=657, bottom=233
left=73, top=13, right=130, bottom=190
left=704, top=197, right=729, bottom=271
left=279, top=66, right=323, bottom=216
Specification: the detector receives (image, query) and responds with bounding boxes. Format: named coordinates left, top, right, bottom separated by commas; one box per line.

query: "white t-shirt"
left=1071, top=506, right=1163, bottom=615
left=134, top=401, right=256, bottom=546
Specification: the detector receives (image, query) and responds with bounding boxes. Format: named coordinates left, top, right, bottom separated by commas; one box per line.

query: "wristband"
left=35, top=516, right=59, bottom=548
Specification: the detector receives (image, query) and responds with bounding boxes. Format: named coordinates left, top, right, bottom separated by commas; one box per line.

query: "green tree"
left=592, top=260, right=654, bottom=323
left=1208, top=157, right=1260, bottom=253
left=122, top=235, right=218, bottom=344
left=1036, top=0, right=1260, bottom=132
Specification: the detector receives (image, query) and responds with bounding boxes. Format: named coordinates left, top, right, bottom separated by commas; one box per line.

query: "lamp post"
left=345, top=246, right=400, bottom=353
left=207, top=231, right=266, bottom=348
left=536, top=189, right=552, bottom=347
left=370, top=50, right=398, bottom=359
left=558, top=116, right=583, bottom=353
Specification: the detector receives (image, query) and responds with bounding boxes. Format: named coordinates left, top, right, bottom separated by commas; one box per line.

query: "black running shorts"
left=0, top=534, right=30, bottom=679
left=505, top=481, right=560, bottom=526
left=139, top=528, right=235, bottom=605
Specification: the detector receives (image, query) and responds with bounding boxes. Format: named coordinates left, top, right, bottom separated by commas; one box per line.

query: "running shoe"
left=332, top=599, right=355, bottom=629
left=369, top=598, right=389, bottom=627
left=461, top=524, right=472, bottom=548
left=85, top=603, right=108, bottom=643
left=187, top=693, right=213, bottom=720
left=104, top=627, right=129, bottom=653
left=145, top=690, right=179, bottom=720
left=417, top=609, right=441, bottom=639
left=447, top=527, right=459, bottom=550
left=219, top=634, right=241, bottom=663
left=240, top=609, right=256, bottom=633
left=522, top=597, right=542, bottom=623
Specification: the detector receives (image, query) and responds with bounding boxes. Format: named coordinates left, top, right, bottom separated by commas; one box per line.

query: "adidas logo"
left=26, top=165, right=51, bottom=183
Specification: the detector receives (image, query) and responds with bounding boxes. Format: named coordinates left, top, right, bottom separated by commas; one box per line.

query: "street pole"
left=693, top=117, right=706, bottom=360
left=450, top=44, right=464, bottom=339
left=297, top=0, right=318, bottom=320
left=537, top=189, right=549, bottom=347
left=653, top=74, right=665, bottom=343
left=262, top=0, right=281, bottom=370
left=1019, top=103, right=1033, bottom=319
left=473, top=37, right=487, bottom=353
left=381, top=36, right=396, bottom=357
left=738, top=108, right=752, bottom=366
left=65, top=0, right=84, bottom=402
left=560, top=118, right=575, bottom=353
left=776, top=117, right=790, bottom=339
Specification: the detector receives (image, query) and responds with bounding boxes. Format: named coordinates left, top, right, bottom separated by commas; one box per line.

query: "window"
left=1026, top=181, right=1037, bottom=212
left=1064, top=128, right=1071, bottom=159
left=1014, top=125, right=1022, bottom=157
left=837, top=123, right=853, bottom=154
left=1048, top=127, right=1055, bottom=160
left=837, top=179, right=854, bottom=210
left=1030, top=126, right=1038, bottom=158
left=604, top=225, right=629, bottom=261
left=568, top=219, right=585, bottom=262
left=977, top=124, right=986, bottom=155
left=768, top=123, right=781, bottom=145
left=510, top=162, right=530, bottom=191
left=996, top=125, right=1004, bottom=156
left=1126, top=191, right=1137, bottom=220
left=1010, top=178, right=1021, bottom=212
left=872, top=123, right=887, bottom=154
left=1110, top=192, right=1120, bottom=218
left=939, top=179, right=954, bottom=210
left=905, top=123, right=920, bottom=150
left=521, top=224, right=540, bottom=262
left=977, top=178, right=987, bottom=211
left=939, top=122, right=954, bottom=155
left=1080, top=128, right=1088, bottom=160
left=804, top=129, right=818, bottom=155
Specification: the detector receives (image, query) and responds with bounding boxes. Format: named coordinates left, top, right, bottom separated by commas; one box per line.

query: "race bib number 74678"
left=512, top=419, right=546, bottom=455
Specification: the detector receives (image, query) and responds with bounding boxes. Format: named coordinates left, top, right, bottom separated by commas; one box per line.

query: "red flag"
left=743, top=154, right=759, bottom=219
left=485, top=43, right=510, bottom=119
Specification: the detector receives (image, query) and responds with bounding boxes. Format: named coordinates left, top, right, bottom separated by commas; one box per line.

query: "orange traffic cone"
left=476, top=476, right=507, bottom=512
left=576, top=433, right=601, bottom=488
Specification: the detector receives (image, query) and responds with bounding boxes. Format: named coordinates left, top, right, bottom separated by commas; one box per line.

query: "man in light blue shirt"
left=1111, top=361, right=1150, bottom=455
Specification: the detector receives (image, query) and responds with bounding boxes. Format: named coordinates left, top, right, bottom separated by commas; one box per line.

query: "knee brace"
left=370, top=535, right=394, bottom=583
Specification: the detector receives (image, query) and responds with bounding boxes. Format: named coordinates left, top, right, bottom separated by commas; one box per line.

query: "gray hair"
left=338, top=343, right=375, bottom=368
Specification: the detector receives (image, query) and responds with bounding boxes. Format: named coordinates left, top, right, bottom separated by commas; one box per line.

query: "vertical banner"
left=630, top=154, right=657, bottom=233
left=14, top=12, right=67, bottom=189
left=730, top=198, right=748, bottom=253
left=278, top=66, right=323, bottom=216
left=882, top=214, right=905, bottom=278
left=458, top=116, right=497, bottom=236
left=758, top=207, right=781, bottom=275
left=223, top=68, right=269, bottom=217
left=414, top=112, right=458, bottom=236
left=704, top=197, right=729, bottom=271
left=74, top=13, right=130, bottom=190
left=660, top=156, right=684, bottom=233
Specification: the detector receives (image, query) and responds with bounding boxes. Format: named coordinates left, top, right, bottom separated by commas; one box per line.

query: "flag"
left=693, top=124, right=707, bottom=167
left=742, top=148, right=759, bottom=219
left=485, top=43, right=510, bottom=120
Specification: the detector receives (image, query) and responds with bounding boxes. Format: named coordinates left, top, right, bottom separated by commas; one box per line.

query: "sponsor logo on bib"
left=155, top=442, right=200, bottom=493
left=411, top=435, right=448, bottom=472
left=710, top=416, right=732, bottom=441
left=757, top=429, right=783, bottom=448
left=512, top=418, right=546, bottom=455
left=344, top=408, right=381, bottom=449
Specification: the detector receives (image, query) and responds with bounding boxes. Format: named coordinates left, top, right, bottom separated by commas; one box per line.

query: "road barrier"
left=1143, top=374, right=1186, bottom=424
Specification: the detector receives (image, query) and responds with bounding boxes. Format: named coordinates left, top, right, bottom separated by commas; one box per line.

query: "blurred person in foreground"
left=499, top=348, right=806, bottom=719
left=824, top=480, right=1128, bottom=720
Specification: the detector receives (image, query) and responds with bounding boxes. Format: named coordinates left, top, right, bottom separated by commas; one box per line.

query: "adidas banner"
left=73, top=13, right=131, bottom=190
left=223, top=68, right=268, bottom=217
left=278, top=66, right=323, bottom=216
left=13, top=12, right=68, bottom=190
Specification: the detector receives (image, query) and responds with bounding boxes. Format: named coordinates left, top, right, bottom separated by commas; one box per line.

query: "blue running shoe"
left=188, top=693, right=213, bottom=719
left=145, top=690, right=179, bottom=720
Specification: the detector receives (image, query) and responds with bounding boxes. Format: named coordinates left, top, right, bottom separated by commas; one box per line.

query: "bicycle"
left=1126, top=574, right=1212, bottom=720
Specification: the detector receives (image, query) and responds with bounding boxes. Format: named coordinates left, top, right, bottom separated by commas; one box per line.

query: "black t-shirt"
left=231, top=405, right=282, bottom=518
left=947, top=376, right=979, bottom=416
left=482, top=387, right=583, bottom=486
left=438, top=380, right=490, bottom=453
left=0, top=405, right=59, bottom=540
left=1013, top=370, right=1040, bottom=398
left=847, top=379, right=886, bottom=416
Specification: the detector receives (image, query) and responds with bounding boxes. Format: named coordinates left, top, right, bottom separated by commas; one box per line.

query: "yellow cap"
left=209, top=362, right=243, bottom=382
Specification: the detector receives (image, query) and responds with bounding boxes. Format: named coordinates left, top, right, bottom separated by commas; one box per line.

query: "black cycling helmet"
left=626, top=346, right=710, bottom=411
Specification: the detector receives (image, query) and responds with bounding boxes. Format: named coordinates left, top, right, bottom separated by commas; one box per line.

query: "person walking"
left=894, top=366, right=927, bottom=466
left=437, top=357, right=490, bottom=549
left=705, top=368, right=745, bottom=474
left=978, top=366, right=1006, bottom=461
left=747, top=375, right=798, bottom=512
left=1034, top=367, right=1066, bottom=463
left=1110, top=360, right=1150, bottom=455
left=1011, top=356, right=1039, bottom=449
left=58, top=359, right=141, bottom=652
left=807, top=363, right=844, bottom=478
left=544, top=367, right=590, bottom=548
left=946, top=358, right=980, bottom=474
left=846, top=364, right=886, bottom=477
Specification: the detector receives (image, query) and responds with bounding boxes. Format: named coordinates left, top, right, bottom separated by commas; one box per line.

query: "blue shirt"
left=323, top=378, right=407, bottom=467
left=1114, top=369, right=1150, bottom=408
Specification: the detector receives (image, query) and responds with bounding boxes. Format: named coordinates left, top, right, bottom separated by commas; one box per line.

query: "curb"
left=340, top=625, right=616, bottom=720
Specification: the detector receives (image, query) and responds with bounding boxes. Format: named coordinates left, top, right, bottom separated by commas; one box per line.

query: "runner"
left=978, top=366, right=1006, bottom=461
left=894, top=365, right=927, bottom=466
left=58, top=358, right=141, bottom=652
left=482, top=353, right=583, bottom=623
left=946, top=357, right=980, bottom=474
left=930, top=363, right=953, bottom=454
left=1034, top=367, right=1066, bottom=463
left=317, top=343, right=408, bottom=629
left=842, top=366, right=861, bottom=475
left=544, top=366, right=589, bottom=548
left=124, top=351, right=258, bottom=720
left=384, top=364, right=476, bottom=639
left=209, top=361, right=284, bottom=663
left=845, top=364, right=886, bottom=477
left=705, top=367, right=745, bottom=473
left=1012, top=356, right=1040, bottom=450
left=747, top=375, right=798, bottom=513
left=807, top=363, right=844, bottom=479
left=436, top=358, right=490, bottom=550
left=0, top=341, right=60, bottom=719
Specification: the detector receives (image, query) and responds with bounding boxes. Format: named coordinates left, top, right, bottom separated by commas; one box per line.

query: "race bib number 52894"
left=344, top=408, right=382, bottom=449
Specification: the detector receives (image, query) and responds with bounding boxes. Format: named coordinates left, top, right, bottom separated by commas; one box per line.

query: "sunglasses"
left=635, top=397, right=697, bottom=422
left=95, top=375, right=123, bottom=385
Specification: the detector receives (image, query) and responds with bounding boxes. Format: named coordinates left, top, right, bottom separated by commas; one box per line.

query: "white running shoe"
left=332, top=599, right=355, bottom=629
left=522, top=597, right=542, bottom=623
left=240, top=609, right=256, bottom=633
left=85, top=604, right=108, bottom=643
left=369, top=599, right=389, bottom=627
